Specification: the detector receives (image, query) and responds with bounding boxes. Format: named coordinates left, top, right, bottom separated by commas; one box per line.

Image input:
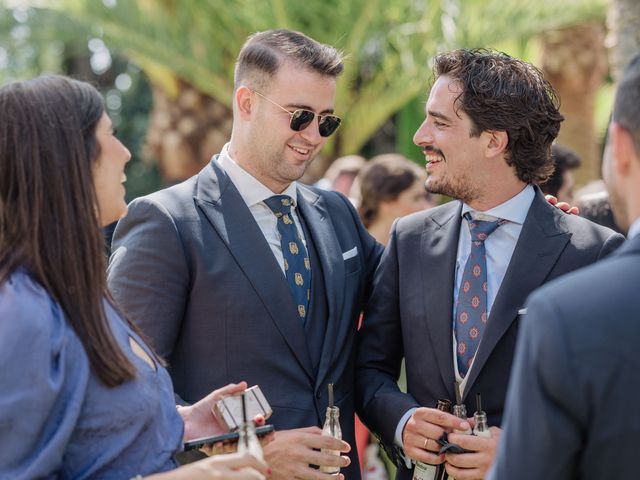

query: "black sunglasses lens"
left=319, top=116, right=341, bottom=137
left=290, top=110, right=315, bottom=131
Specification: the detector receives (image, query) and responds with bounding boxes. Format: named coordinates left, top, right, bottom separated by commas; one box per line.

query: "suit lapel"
left=194, top=159, right=314, bottom=381
left=422, top=202, right=462, bottom=400
left=463, top=190, right=571, bottom=393
left=296, top=186, right=346, bottom=389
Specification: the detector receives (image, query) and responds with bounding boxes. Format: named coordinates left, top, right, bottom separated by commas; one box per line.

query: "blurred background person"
left=540, top=144, right=582, bottom=203
left=353, top=154, right=438, bottom=245
left=576, top=180, right=626, bottom=234
left=316, top=154, right=366, bottom=196
left=0, top=75, right=267, bottom=480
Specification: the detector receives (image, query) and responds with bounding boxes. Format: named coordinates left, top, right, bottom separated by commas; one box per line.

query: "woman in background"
left=354, top=154, right=437, bottom=245
left=0, top=75, right=267, bottom=480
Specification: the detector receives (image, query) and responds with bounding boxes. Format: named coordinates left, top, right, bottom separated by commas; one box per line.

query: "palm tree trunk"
left=145, top=80, right=232, bottom=183
left=607, top=0, right=640, bottom=83
left=539, top=22, right=608, bottom=186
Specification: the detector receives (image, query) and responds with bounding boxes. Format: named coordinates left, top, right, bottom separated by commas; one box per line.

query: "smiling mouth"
left=121, top=173, right=127, bottom=183
left=289, top=145, right=312, bottom=156
left=425, top=154, right=443, bottom=165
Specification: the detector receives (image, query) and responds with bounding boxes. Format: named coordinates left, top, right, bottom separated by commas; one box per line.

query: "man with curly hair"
left=356, top=49, right=624, bottom=480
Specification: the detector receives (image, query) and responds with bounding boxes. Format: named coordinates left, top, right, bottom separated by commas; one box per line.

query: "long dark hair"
left=0, top=75, right=137, bottom=387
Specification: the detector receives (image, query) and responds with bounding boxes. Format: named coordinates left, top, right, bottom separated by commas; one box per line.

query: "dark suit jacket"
left=108, top=158, right=382, bottom=479
left=355, top=188, right=624, bottom=479
left=489, top=233, right=640, bottom=480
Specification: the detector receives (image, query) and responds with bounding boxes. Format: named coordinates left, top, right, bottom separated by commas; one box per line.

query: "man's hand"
left=263, top=426, right=350, bottom=480
left=402, top=407, right=470, bottom=466
left=444, top=426, right=502, bottom=480
left=181, top=382, right=248, bottom=441
left=545, top=195, right=579, bottom=215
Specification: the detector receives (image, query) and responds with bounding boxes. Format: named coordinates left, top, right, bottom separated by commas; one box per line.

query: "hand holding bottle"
left=402, top=407, right=470, bottom=467
left=263, top=426, right=350, bottom=480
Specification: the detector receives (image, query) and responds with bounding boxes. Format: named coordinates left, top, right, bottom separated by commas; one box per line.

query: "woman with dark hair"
left=0, top=75, right=267, bottom=479
left=354, top=154, right=437, bottom=245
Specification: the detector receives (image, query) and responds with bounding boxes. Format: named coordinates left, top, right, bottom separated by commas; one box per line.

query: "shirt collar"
left=217, top=143, right=298, bottom=208
left=461, top=184, right=535, bottom=225
left=627, top=217, right=640, bottom=239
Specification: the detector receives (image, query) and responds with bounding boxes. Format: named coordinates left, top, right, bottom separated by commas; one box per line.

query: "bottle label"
left=413, top=461, right=438, bottom=480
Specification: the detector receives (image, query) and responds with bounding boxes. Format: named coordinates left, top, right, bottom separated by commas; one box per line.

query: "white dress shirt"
left=395, top=185, right=535, bottom=451
left=216, top=143, right=307, bottom=275
left=627, top=217, right=640, bottom=239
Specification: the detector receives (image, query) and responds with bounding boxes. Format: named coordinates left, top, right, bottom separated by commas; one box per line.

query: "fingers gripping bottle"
left=320, top=383, right=342, bottom=474
left=412, top=399, right=451, bottom=480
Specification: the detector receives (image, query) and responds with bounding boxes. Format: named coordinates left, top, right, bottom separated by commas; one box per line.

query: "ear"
left=484, top=130, right=508, bottom=158
left=235, top=86, right=255, bottom=120
left=610, top=122, right=634, bottom=176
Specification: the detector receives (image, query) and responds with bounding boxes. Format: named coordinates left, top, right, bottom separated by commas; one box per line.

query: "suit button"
left=316, top=392, right=321, bottom=399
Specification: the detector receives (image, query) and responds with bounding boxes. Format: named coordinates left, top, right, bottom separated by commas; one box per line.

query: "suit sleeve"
left=488, top=290, right=585, bottom=480
left=107, top=197, right=190, bottom=363
left=356, top=219, right=419, bottom=455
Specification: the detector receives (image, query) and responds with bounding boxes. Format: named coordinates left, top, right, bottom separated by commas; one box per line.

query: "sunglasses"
left=252, top=90, right=341, bottom=137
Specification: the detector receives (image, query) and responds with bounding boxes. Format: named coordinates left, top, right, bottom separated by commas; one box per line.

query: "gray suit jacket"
left=108, top=158, right=382, bottom=479
left=489, top=233, right=640, bottom=480
left=355, top=188, right=624, bottom=479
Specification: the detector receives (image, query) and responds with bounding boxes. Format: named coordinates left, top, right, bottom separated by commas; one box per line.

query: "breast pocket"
left=344, top=256, right=361, bottom=275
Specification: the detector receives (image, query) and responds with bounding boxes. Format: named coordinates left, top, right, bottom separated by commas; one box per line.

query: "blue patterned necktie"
left=264, top=195, right=311, bottom=323
left=455, top=212, right=506, bottom=377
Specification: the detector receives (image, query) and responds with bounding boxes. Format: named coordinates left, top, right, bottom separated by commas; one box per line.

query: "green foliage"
left=47, top=0, right=605, bottom=159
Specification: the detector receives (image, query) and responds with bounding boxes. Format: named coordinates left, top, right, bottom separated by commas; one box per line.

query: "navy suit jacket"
left=355, top=188, right=624, bottom=479
left=108, top=158, right=382, bottom=479
left=489, top=233, right=640, bottom=480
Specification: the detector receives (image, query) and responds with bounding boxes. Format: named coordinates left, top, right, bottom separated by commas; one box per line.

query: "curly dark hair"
left=433, top=48, right=564, bottom=184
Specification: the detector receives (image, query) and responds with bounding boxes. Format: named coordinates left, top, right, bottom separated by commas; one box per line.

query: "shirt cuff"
left=394, top=407, right=417, bottom=469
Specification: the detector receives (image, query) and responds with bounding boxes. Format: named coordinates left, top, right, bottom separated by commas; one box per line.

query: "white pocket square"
left=518, top=308, right=527, bottom=315
left=342, top=247, right=358, bottom=260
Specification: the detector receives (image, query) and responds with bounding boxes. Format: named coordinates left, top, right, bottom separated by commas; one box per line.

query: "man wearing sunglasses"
left=108, top=29, right=382, bottom=480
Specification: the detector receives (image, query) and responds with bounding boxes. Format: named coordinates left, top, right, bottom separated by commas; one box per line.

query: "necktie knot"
left=465, top=212, right=504, bottom=243
left=265, top=195, right=293, bottom=217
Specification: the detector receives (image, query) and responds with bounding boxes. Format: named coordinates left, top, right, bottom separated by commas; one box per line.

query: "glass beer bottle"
left=320, top=405, right=342, bottom=474
left=412, top=399, right=451, bottom=480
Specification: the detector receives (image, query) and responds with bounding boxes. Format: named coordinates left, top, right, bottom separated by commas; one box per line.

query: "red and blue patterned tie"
left=455, top=212, right=506, bottom=377
left=264, top=195, right=311, bottom=323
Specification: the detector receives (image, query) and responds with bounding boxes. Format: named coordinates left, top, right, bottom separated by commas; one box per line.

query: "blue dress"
left=0, top=270, right=184, bottom=479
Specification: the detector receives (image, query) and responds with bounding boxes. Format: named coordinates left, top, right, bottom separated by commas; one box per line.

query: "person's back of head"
left=433, top=48, right=564, bottom=185
left=319, top=154, right=366, bottom=195
left=0, top=75, right=137, bottom=387
left=540, top=144, right=582, bottom=201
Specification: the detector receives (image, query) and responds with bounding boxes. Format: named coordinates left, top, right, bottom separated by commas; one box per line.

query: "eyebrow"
left=284, top=103, right=335, bottom=115
left=427, top=110, right=453, bottom=123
